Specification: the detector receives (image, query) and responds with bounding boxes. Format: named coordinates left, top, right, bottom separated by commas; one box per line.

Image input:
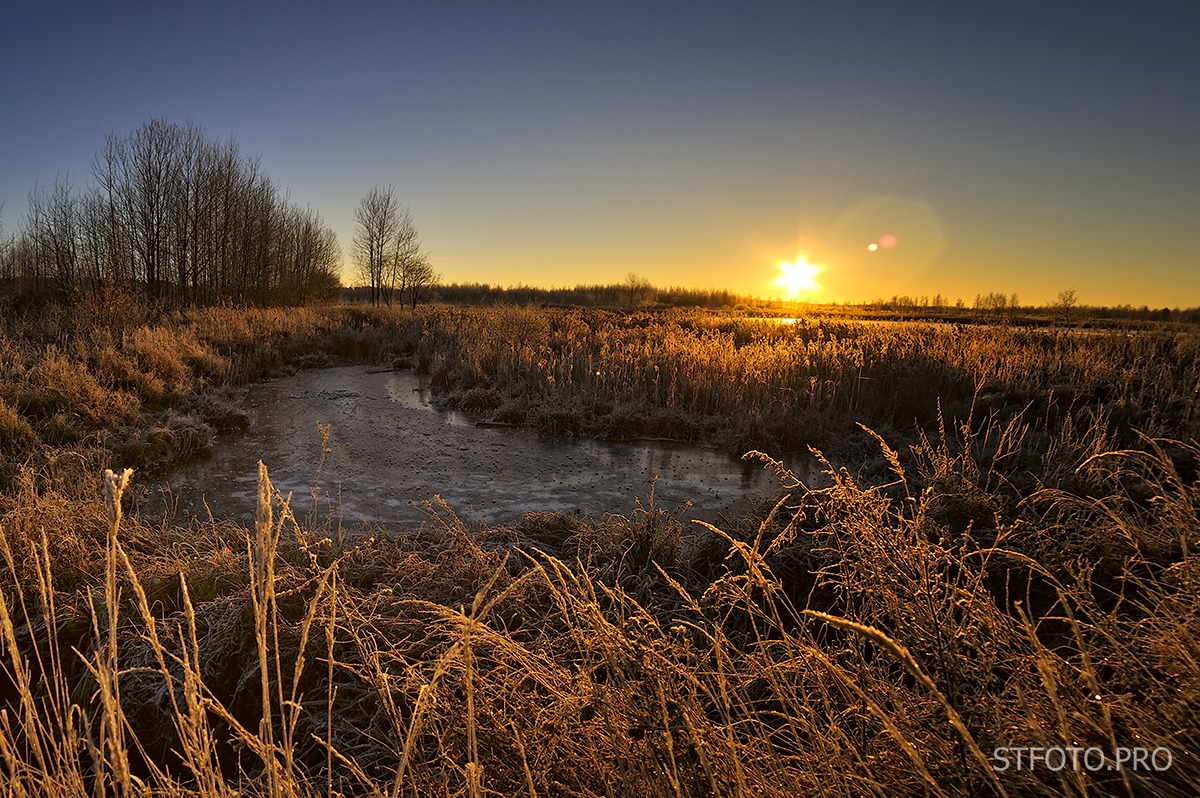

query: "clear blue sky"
left=2, top=1, right=1198, bottom=306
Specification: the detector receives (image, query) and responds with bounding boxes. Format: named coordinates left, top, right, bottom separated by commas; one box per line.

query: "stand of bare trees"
left=624, top=272, right=653, bottom=308
left=0, top=118, right=342, bottom=310
left=352, top=186, right=436, bottom=307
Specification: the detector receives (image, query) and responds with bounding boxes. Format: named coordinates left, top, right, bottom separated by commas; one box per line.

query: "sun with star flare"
left=774, top=257, right=822, bottom=299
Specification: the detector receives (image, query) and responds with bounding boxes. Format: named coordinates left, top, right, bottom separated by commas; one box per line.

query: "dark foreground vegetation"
left=1, top=302, right=1198, bottom=796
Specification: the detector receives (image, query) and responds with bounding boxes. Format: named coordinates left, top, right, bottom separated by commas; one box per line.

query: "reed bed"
left=0, top=303, right=1197, bottom=795
left=409, top=307, right=1200, bottom=459
left=4, top=303, right=1198, bottom=474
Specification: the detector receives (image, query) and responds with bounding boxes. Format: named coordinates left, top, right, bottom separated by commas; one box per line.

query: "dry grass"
left=407, top=308, right=1200, bottom=456
left=0, top=303, right=1197, bottom=795
left=0, top=397, right=35, bottom=448
left=0, top=303, right=420, bottom=483
left=1, top=426, right=1196, bottom=795
left=4, top=303, right=1197, bottom=471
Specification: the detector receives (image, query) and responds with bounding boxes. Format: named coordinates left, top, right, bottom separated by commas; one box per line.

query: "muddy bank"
left=154, top=366, right=791, bottom=535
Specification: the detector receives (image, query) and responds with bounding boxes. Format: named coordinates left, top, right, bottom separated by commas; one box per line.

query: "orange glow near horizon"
left=774, top=257, right=822, bottom=299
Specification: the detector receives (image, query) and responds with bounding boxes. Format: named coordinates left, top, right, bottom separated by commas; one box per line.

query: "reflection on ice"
left=158, top=366, right=793, bottom=535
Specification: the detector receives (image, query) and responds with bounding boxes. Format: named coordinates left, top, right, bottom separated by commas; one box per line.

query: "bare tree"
left=353, top=187, right=431, bottom=307
left=25, top=177, right=82, bottom=296
left=0, top=204, right=12, bottom=286
left=399, top=250, right=438, bottom=309
left=625, top=271, right=652, bottom=308
left=98, top=119, right=180, bottom=299
left=352, top=186, right=399, bottom=305
left=391, top=208, right=437, bottom=308
left=1052, top=288, right=1078, bottom=324
left=279, top=206, right=342, bottom=303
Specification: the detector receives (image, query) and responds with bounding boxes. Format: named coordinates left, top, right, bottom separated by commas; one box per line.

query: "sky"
left=2, top=1, right=1198, bottom=307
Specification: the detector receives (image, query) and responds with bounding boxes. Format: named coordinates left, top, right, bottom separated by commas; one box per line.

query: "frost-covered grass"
left=412, top=307, right=1200, bottom=456
left=3, top=303, right=1198, bottom=479
left=2, top=420, right=1197, bottom=795
left=0, top=302, right=1198, bottom=795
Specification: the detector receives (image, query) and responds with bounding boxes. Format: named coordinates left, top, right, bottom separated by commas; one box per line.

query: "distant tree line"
left=863, top=289, right=1200, bottom=324
left=0, top=118, right=341, bottom=311
left=347, top=278, right=752, bottom=310
left=343, top=279, right=1200, bottom=322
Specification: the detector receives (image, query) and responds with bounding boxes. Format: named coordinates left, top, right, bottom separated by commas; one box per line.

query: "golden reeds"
left=0, top=304, right=1196, bottom=794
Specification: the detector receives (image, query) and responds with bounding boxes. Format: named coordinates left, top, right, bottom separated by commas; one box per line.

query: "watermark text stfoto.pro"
left=993, top=747, right=1173, bottom=773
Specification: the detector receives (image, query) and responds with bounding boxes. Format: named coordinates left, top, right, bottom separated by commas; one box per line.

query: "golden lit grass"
left=123, top=325, right=230, bottom=394
left=0, top=417, right=1196, bottom=795
left=407, top=307, right=1200, bottom=455
left=0, top=303, right=1198, bottom=794
left=0, top=397, right=35, bottom=448
left=4, top=303, right=1198, bottom=475
left=0, top=304, right=404, bottom=480
left=23, top=348, right=141, bottom=433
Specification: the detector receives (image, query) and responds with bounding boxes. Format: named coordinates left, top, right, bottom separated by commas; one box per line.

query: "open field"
left=0, top=303, right=1198, bottom=795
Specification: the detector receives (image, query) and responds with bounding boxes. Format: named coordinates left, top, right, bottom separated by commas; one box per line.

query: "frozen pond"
left=154, top=366, right=790, bottom=535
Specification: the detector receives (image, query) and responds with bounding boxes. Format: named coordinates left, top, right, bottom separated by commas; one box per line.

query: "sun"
left=775, top=257, right=821, bottom=299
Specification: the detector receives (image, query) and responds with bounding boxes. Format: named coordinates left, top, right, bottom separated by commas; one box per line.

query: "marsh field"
left=0, top=300, right=1198, bottom=797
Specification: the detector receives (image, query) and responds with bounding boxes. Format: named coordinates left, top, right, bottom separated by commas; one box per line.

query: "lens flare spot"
left=879, top=234, right=898, bottom=249
left=775, top=257, right=822, bottom=299
left=867, top=242, right=879, bottom=252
